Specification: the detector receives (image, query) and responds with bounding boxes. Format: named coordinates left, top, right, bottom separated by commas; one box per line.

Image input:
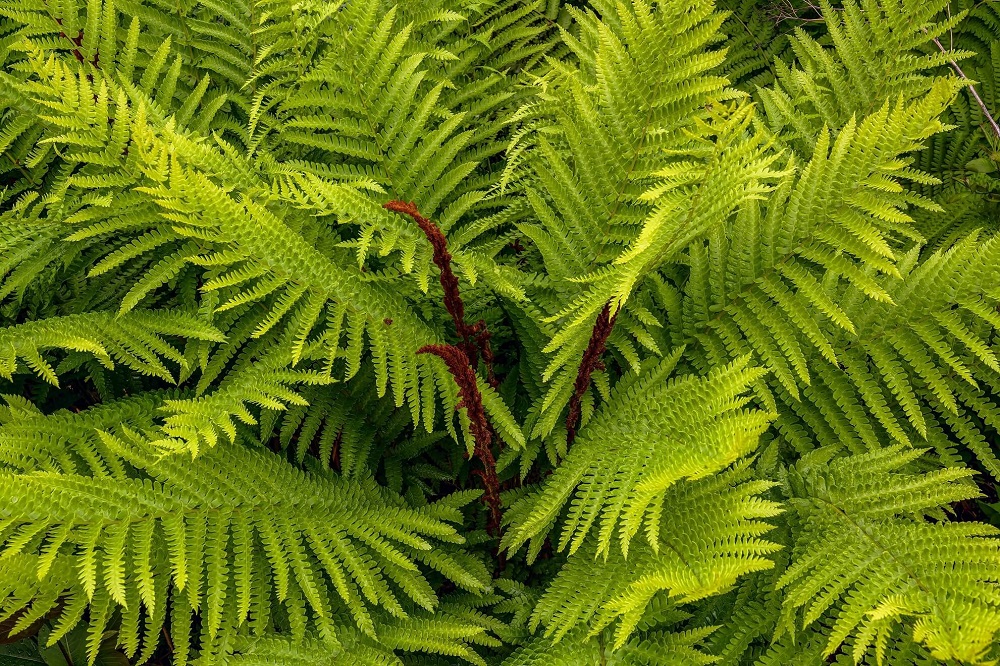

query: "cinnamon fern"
left=1, top=0, right=1000, bottom=664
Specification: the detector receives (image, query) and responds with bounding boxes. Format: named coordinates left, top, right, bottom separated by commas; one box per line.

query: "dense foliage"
left=2, top=0, right=1000, bottom=663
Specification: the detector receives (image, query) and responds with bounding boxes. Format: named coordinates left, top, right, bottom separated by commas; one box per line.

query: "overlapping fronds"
left=501, top=626, right=720, bottom=666
left=504, top=0, right=785, bottom=440
left=2, top=0, right=1000, bottom=664
left=0, top=310, right=222, bottom=385
left=527, top=466, right=781, bottom=646
left=758, top=0, right=969, bottom=146
left=503, top=354, right=773, bottom=557
left=778, top=446, right=1000, bottom=663
left=0, top=406, right=493, bottom=662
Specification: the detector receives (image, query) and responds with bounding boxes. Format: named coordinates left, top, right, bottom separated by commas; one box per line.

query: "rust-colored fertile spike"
left=383, top=200, right=497, bottom=384
left=54, top=18, right=89, bottom=64
left=566, top=302, right=618, bottom=447
left=418, top=344, right=502, bottom=535
left=386, top=201, right=504, bottom=529
left=384, top=200, right=478, bottom=363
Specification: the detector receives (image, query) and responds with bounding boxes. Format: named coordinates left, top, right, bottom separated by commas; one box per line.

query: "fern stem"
left=57, top=639, right=73, bottom=665
left=161, top=626, right=174, bottom=654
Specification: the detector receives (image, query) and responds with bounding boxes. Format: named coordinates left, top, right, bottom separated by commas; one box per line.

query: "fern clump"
left=2, top=0, right=1000, bottom=664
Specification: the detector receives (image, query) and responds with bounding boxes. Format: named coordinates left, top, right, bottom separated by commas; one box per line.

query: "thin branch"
left=930, top=35, right=1000, bottom=140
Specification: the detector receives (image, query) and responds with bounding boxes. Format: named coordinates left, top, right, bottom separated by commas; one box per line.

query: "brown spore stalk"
left=566, top=302, right=618, bottom=447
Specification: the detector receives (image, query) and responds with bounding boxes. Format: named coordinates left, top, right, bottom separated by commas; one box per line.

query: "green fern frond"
left=528, top=466, right=780, bottom=647
left=503, top=354, right=773, bottom=560
left=0, top=421, right=491, bottom=662
left=0, top=310, right=222, bottom=385
left=502, top=625, right=720, bottom=666
left=778, top=446, right=1000, bottom=663
left=2, top=0, right=1000, bottom=664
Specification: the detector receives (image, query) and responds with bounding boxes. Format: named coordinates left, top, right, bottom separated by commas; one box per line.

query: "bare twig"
left=930, top=35, right=1000, bottom=140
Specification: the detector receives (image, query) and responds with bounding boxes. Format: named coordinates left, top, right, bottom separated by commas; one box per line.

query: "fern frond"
left=528, top=466, right=780, bottom=647
left=0, top=310, right=222, bottom=385
left=503, top=353, right=772, bottom=560
left=502, top=625, right=720, bottom=666
left=778, top=446, right=1000, bottom=663
left=0, top=419, right=491, bottom=661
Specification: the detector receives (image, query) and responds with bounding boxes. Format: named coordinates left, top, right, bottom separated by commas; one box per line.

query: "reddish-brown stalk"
left=53, top=19, right=93, bottom=65
left=566, top=302, right=618, bottom=447
left=382, top=200, right=497, bottom=387
left=418, top=344, right=502, bottom=535
left=383, top=200, right=504, bottom=531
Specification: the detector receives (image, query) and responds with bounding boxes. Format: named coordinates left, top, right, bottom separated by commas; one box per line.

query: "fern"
left=2, top=0, right=1000, bottom=664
